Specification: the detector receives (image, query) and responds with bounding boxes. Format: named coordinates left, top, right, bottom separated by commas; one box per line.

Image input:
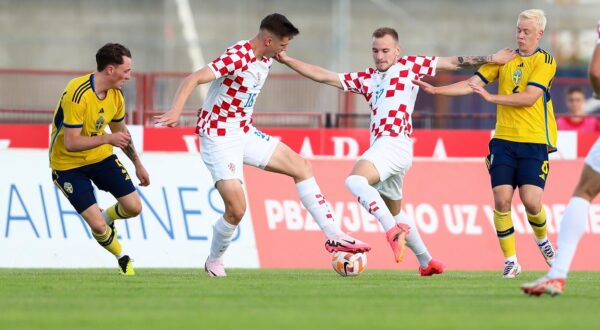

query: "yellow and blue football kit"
left=49, top=73, right=135, bottom=214
left=476, top=49, right=557, bottom=260
left=477, top=48, right=557, bottom=190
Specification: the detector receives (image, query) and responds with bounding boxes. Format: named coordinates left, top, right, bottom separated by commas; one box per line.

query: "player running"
left=521, top=19, right=600, bottom=296
left=414, top=9, right=558, bottom=278
left=154, top=13, right=371, bottom=277
left=50, top=43, right=149, bottom=275
left=276, top=27, right=515, bottom=275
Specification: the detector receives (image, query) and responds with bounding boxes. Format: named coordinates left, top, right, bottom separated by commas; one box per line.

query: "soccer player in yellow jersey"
left=49, top=43, right=149, bottom=275
left=414, top=9, right=557, bottom=278
left=521, top=19, right=600, bottom=296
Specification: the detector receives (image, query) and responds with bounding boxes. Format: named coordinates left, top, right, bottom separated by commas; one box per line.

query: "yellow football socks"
left=494, top=209, right=516, bottom=258
left=527, top=207, right=547, bottom=240
left=92, top=225, right=123, bottom=257
left=106, top=203, right=135, bottom=221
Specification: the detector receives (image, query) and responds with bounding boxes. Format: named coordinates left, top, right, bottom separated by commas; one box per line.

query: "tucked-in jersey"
left=196, top=40, right=272, bottom=137
left=476, top=48, right=557, bottom=150
left=49, top=73, right=125, bottom=170
left=338, top=56, right=437, bottom=143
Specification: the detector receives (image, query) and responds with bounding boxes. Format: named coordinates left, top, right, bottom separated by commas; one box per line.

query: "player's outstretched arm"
left=470, top=83, right=543, bottom=107
left=436, top=48, right=516, bottom=71
left=275, top=51, right=343, bottom=89
left=154, top=66, right=216, bottom=127
left=413, top=75, right=485, bottom=96
left=109, top=121, right=150, bottom=186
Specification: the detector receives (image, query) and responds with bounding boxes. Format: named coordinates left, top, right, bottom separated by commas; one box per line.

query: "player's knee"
left=89, top=220, right=107, bottom=235
left=345, top=175, right=368, bottom=195
left=574, top=181, right=600, bottom=201
left=520, top=195, right=542, bottom=214
left=494, top=199, right=512, bottom=213
left=123, top=199, right=142, bottom=217
left=225, top=205, right=246, bottom=224
left=294, top=157, right=313, bottom=180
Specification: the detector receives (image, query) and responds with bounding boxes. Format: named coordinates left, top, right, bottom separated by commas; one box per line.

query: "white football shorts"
left=585, top=137, right=600, bottom=174
left=200, top=126, right=279, bottom=184
left=359, top=135, right=413, bottom=200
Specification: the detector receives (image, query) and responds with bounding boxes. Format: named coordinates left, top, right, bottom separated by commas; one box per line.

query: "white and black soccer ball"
left=331, top=251, right=367, bottom=277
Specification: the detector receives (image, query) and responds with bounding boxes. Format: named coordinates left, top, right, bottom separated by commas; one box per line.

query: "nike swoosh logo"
left=342, top=239, right=356, bottom=245
left=343, top=261, right=350, bottom=275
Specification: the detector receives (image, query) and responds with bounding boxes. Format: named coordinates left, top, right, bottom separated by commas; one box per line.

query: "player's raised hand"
left=469, top=82, right=492, bottom=101
left=412, top=79, right=437, bottom=94
left=153, top=110, right=180, bottom=127
left=491, top=48, right=517, bottom=65
left=135, top=164, right=150, bottom=187
left=107, top=131, right=131, bottom=148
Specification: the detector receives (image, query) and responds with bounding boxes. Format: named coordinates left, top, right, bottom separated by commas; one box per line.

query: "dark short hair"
left=96, top=43, right=132, bottom=71
left=260, top=13, right=299, bottom=38
left=566, top=86, right=585, bottom=96
left=372, top=27, right=399, bottom=42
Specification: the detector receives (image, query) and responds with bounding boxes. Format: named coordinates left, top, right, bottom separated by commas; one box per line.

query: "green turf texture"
left=1, top=269, right=599, bottom=330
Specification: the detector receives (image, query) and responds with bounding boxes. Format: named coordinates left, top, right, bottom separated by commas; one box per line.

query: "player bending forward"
left=50, top=43, right=149, bottom=275
left=155, top=13, right=370, bottom=277
left=277, top=27, right=515, bottom=274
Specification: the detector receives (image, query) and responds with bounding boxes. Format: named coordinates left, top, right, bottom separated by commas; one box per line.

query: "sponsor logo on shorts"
left=64, top=182, right=73, bottom=194
left=228, top=163, right=236, bottom=173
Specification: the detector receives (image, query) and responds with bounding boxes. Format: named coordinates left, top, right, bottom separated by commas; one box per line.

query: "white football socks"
left=296, top=177, right=342, bottom=238
left=209, top=217, right=237, bottom=260
left=394, top=213, right=432, bottom=268
left=345, top=175, right=396, bottom=231
left=547, top=197, right=590, bottom=279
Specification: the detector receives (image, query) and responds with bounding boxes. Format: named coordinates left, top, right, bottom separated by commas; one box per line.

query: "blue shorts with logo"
left=51, top=154, right=136, bottom=214
left=485, top=138, right=550, bottom=189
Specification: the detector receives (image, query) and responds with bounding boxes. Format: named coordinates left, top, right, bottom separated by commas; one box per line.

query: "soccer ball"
left=331, top=251, right=367, bottom=277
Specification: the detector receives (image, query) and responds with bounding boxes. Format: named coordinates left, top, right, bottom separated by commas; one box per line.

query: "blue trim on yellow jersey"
left=49, top=107, right=64, bottom=157
left=528, top=82, right=552, bottom=102
left=475, top=72, right=489, bottom=84
left=63, top=123, right=83, bottom=128
left=90, top=73, right=95, bottom=93
left=527, top=81, right=547, bottom=93
left=542, top=92, right=556, bottom=152
left=111, top=116, right=125, bottom=122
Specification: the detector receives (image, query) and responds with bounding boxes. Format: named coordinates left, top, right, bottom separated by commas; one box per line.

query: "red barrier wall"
left=245, top=159, right=600, bottom=271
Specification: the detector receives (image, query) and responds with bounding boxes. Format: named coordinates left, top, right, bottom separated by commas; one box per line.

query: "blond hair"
left=518, top=9, right=547, bottom=31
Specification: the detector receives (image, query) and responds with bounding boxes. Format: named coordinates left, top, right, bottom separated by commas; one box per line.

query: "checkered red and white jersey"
left=339, top=55, right=437, bottom=142
left=196, top=40, right=272, bottom=137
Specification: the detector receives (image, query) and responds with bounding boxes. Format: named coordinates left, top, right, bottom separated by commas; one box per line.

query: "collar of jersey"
left=517, top=47, right=541, bottom=57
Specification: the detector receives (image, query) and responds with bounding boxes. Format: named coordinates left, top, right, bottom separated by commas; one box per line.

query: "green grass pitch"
left=1, top=269, right=600, bottom=329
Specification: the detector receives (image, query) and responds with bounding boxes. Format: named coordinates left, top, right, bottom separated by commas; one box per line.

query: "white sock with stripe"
left=296, top=177, right=342, bottom=238
left=345, top=175, right=396, bottom=231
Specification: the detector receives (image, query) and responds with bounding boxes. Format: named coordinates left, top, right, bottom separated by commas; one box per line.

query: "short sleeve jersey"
left=196, top=40, right=273, bottom=137
left=49, top=73, right=125, bottom=170
left=338, top=56, right=438, bottom=142
left=476, top=48, right=557, bottom=150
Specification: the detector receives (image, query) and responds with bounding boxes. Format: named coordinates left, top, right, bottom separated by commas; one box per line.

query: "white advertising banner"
left=0, top=150, right=260, bottom=268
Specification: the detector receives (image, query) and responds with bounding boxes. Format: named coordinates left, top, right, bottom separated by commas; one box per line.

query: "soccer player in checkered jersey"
left=521, top=19, right=600, bottom=296
left=277, top=27, right=515, bottom=275
left=154, top=13, right=371, bottom=277
left=415, top=9, right=558, bottom=279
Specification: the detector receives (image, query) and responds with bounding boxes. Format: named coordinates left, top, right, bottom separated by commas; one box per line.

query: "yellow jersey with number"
left=49, top=73, right=126, bottom=170
left=475, top=48, right=557, bottom=151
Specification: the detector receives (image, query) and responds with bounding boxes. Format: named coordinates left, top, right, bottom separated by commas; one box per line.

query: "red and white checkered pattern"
left=196, top=40, right=273, bottom=137
left=339, top=56, right=437, bottom=141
